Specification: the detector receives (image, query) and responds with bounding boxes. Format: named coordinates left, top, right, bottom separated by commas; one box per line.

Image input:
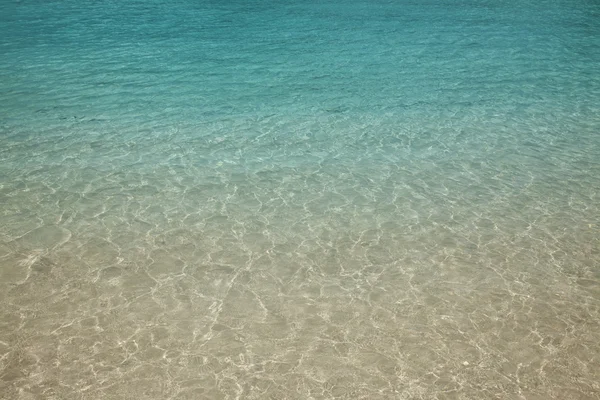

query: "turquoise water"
left=1, top=0, right=600, bottom=398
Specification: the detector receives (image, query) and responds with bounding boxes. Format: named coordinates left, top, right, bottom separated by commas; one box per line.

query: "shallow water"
left=1, top=0, right=600, bottom=399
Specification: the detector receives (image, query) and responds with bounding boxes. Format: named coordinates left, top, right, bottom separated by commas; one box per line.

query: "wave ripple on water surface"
left=1, top=0, right=600, bottom=399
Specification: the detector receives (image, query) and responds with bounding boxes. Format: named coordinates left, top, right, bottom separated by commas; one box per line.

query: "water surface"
left=1, top=0, right=600, bottom=398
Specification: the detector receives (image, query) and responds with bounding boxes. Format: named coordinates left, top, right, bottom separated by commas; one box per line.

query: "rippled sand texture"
left=2, top=0, right=600, bottom=398
left=1, top=113, right=599, bottom=399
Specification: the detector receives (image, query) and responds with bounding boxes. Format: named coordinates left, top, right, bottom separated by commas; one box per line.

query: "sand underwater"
left=1, top=0, right=600, bottom=398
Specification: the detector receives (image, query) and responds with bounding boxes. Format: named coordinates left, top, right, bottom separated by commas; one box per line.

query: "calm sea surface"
left=1, top=0, right=600, bottom=398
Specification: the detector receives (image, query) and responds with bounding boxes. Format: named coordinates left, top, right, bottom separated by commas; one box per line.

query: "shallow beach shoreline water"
left=1, top=0, right=600, bottom=398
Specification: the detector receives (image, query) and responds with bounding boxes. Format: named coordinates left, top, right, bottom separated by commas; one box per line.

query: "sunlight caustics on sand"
left=1, top=0, right=600, bottom=398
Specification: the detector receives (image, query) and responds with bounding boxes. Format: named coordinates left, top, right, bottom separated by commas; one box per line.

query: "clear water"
left=1, top=0, right=600, bottom=398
